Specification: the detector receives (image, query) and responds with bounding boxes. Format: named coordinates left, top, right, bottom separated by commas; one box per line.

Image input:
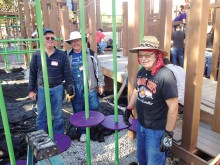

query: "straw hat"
left=129, top=36, right=168, bottom=56
left=65, top=31, right=82, bottom=44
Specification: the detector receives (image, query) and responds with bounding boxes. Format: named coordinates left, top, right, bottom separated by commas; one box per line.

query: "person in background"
left=171, top=25, right=185, bottom=67
left=28, top=29, right=74, bottom=134
left=96, top=28, right=108, bottom=54
left=204, top=26, right=214, bottom=78
left=163, top=58, right=185, bottom=106
left=65, top=31, right=105, bottom=142
left=123, top=36, right=178, bottom=165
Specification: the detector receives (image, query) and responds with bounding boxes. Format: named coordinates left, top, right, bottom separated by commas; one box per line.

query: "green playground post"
left=79, top=0, right=91, bottom=164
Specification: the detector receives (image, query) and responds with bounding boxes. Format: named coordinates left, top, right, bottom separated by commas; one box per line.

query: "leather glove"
left=65, top=85, right=75, bottom=102
left=123, top=108, right=134, bottom=126
left=160, top=130, right=174, bottom=152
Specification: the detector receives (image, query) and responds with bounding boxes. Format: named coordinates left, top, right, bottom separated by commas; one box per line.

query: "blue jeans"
left=71, top=82, right=100, bottom=134
left=171, top=47, right=184, bottom=67
left=37, top=84, right=64, bottom=134
left=98, top=41, right=107, bottom=53
left=204, top=51, right=212, bottom=78
left=137, top=122, right=166, bottom=165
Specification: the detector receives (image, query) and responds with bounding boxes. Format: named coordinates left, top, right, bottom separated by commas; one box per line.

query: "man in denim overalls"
left=65, top=31, right=105, bottom=142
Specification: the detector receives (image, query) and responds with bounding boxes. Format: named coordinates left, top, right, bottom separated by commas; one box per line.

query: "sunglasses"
left=45, top=37, right=55, bottom=41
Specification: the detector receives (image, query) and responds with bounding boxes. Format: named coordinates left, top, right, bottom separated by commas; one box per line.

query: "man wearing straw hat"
left=65, top=31, right=105, bottom=142
left=123, top=36, right=178, bottom=164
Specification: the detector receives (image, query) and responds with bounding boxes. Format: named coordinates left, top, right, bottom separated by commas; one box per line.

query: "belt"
left=38, top=83, right=61, bottom=88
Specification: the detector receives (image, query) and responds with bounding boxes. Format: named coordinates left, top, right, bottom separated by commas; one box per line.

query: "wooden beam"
left=60, top=6, right=70, bottom=50
left=159, top=0, right=172, bottom=58
left=212, top=0, right=220, bottom=132
left=23, top=0, right=32, bottom=38
left=0, top=12, right=18, bottom=16
left=210, top=3, right=220, bottom=8
left=210, top=0, right=220, bottom=80
left=17, top=0, right=26, bottom=38
left=171, top=144, right=208, bottom=165
left=96, top=0, right=101, bottom=29
left=122, top=2, right=128, bottom=57
left=181, top=0, right=210, bottom=151
left=41, top=0, right=50, bottom=28
left=144, top=0, right=150, bottom=35
left=127, top=0, right=140, bottom=139
left=86, top=0, right=97, bottom=52
left=49, top=1, right=61, bottom=48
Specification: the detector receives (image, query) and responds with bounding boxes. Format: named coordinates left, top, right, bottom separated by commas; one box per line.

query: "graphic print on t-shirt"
left=137, top=77, right=157, bottom=101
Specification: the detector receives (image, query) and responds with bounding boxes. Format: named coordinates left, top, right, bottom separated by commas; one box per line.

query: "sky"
left=99, top=0, right=128, bottom=15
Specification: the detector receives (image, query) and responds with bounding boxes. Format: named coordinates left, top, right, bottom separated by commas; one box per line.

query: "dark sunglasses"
left=45, top=37, right=55, bottom=41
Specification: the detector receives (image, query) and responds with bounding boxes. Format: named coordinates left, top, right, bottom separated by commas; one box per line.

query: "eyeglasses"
left=138, top=51, right=156, bottom=59
left=45, top=37, right=55, bottom=41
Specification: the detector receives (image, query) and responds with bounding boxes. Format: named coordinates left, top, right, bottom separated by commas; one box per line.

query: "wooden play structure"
left=1, top=0, right=220, bottom=164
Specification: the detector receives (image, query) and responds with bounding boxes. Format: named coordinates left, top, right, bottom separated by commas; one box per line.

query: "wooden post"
left=210, top=1, right=220, bottom=80
left=122, top=2, right=128, bottom=56
left=60, top=6, right=71, bottom=50
left=159, top=0, right=172, bottom=58
left=181, top=0, right=209, bottom=151
left=127, top=0, right=140, bottom=139
left=96, top=0, right=101, bottom=29
left=29, top=5, right=35, bottom=31
left=212, top=0, right=220, bottom=132
left=86, top=0, right=97, bottom=52
left=144, top=0, right=150, bottom=35
left=23, top=0, right=32, bottom=38
left=49, top=1, right=61, bottom=48
left=17, top=0, right=26, bottom=38
left=41, top=0, right=50, bottom=28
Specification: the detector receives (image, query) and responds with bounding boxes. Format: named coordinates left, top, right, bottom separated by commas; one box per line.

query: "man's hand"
left=99, top=86, right=104, bottom=95
left=65, top=85, right=75, bottom=102
left=123, top=108, right=134, bottom=126
left=29, top=92, right=36, bottom=100
left=160, top=130, right=174, bottom=152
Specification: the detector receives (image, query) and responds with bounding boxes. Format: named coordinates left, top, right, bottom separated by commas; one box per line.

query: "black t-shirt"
left=135, top=66, right=178, bottom=130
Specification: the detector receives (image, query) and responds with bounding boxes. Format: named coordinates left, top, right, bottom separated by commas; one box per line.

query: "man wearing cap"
left=28, top=29, right=74, bottom=134
left=65, top=31, right=105, bottom=142
left=123, top=36, right=178, bottom=164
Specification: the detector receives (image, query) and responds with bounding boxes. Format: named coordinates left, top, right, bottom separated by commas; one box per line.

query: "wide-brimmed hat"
left=65, top=31, right=81, bottom=44
left=129, top=36, right=168, bottom=56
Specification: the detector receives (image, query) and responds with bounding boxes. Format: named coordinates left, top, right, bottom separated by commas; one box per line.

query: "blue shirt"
left=72, top=51, right=83, bottom=82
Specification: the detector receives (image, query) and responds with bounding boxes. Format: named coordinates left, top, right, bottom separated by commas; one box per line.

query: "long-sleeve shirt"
left=29, top=49, right=73, bottom=92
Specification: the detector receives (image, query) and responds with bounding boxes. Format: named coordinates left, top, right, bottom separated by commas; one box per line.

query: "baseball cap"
left=43, top=29, right=54, bottom=35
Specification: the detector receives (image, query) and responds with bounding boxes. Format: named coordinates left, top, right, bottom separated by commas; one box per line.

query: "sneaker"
left=80, top=134, right=86, bottom=142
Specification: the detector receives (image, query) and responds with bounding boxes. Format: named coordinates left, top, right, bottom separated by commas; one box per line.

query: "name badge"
left=51, top=61, right=58, bottom=66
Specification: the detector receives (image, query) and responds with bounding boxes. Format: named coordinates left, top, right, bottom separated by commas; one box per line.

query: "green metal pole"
left=0, top=85, right=16, bottom=165
left=79, top=1, right=91, bottom=164
left=112, top=0, right=119, bottom=164
left=35, top=0, right=54, bottom=139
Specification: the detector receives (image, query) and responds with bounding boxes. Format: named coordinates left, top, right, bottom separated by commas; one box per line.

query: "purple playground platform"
left=101, top=115, right=129, bottom=130
left=6, top=160, right=26, bottom=165
left=128, top=118, right=138, bottom=132
left=54, top=134, right=71, bottom=153
left=69, top=111, right=105, bottom=127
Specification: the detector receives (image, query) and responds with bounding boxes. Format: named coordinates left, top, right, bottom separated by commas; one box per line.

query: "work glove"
left=65, top=85, right=75, bottom=102
left=160, top=130, right=174, bottom=152
left=123, top=108, right=134, bottom=126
